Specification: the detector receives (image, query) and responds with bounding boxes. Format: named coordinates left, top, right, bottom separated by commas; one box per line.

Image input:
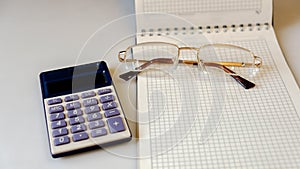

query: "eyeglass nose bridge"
left=254, top=55, right=262, bottom=68
left=177, top=46, right=200, bottom=61
left=178, top=47, right=207, bottom=72
left=118, top=51, right=126, bottom=62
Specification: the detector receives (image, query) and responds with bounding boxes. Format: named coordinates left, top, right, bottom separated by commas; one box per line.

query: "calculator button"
left=47, top=98, right=62, bottom=105
left=72, top=132, right=89, bottom=142
left=66, top=101, right=81, bottom=110
left=88, top=120, right=105, bottom=129
left=98, top=88, right=112, bottom=95
left=104, top=109, right=120, bottom=118
left=85, top=105, right=100, bottom=114
left=71, top=124, right=87, bottom=133
left=69, top=116, right=85, bottom=125
left=87, top=112, right=102, bottom=122
left=107, top=117, right=125, bottom=133
left=102, top=102, right=117, bottom=110
left=67, top=109, right=83, bottom=118
left=99, top=95, right=115, bottom=103
left=49, top=105, right=64, bottom=114
left=64, top=95, right=79, bottom=102
left=81, top=91, right=96, bottom=99
left=51, top=120, right=67, bottom=129
left=50, top=112, right=65, bottom=121
left=91, top=128, right=107, bottom=138
left=54, top=136, right=70, bottom=146
left=83, top=98, right=98, bottom=107
left=52, top=128, right=68, bottom=137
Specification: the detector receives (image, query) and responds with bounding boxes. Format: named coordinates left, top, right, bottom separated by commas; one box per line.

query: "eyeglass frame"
left=118, top=41, right=262, bottom=89
left=119, top=42, right=262, bottom=68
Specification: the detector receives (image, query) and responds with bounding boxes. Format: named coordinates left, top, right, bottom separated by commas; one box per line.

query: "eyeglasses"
left=118, top=42, right=262, bottom=89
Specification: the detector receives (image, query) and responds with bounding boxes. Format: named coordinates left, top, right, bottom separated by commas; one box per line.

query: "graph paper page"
left=137, top=28, right=300, bottom=169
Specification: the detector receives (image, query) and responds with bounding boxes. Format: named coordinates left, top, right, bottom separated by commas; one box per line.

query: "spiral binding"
left=140, top=22, right=270, bottom=37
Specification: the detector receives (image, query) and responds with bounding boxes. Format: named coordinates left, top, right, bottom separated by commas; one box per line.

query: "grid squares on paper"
left=143, top=0, right=262, bottom=14
left=143, top=39, right=300, bottom=169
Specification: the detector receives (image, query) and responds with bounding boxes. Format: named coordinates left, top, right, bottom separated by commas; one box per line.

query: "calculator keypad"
left=44, top=86, right=130, bottom=156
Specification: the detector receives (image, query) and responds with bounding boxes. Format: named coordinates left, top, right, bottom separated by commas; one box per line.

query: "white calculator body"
left=40, top=61, right=131, bottom=158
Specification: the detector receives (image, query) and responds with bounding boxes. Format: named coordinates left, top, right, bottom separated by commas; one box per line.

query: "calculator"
left=39, top=61, right=131, bottom=158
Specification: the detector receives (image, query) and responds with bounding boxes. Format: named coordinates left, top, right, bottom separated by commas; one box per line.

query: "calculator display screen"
left=46, top=73, right=107, bottom=95
left=40, top=61, right=112, bottom=98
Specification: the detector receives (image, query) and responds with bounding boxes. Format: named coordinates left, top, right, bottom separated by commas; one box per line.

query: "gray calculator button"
left=87, top=112, right=102, bottom=122
left=66, top=101, right=81, bottom=110
left=85, top=105, right=100, bottom=114
left=83, top=98, right=98, bottom=107
left=52, top=128, right=68, bottom=137
left=98, top=88, right=112, bottom=95
left=47, top=98, right=62, bottom=105
left=72, top=132, right=89, bottom=142
left=91, top=128, right=107, bottom=138
left=107, top=117, right=125, bottom=133
left=102, top=102, right=117, bottom=110
left=49, top=105, right=64, bottom=114
left=64, top=95, right=79, bottom=102
left=100, top=95, right=115, bottom=103
left=104, top=109, right=120, bottom=118
left=50, top=112, right=65, bottom=121
left=67, top=109, right=83, bottom=118
left=81, top=91, right=96, bottom=99
left=69, top=116, right=85, bottom=125
left=71, top=124, right=87, bottom=133
left=88, top=120, right=105, bottom=129
left=54, top=136, right=70, bottom=146
left=51, top=120, right=67, bottom=129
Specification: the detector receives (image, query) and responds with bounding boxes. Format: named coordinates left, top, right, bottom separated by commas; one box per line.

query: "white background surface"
left=0, top=0, right=299, bottom=169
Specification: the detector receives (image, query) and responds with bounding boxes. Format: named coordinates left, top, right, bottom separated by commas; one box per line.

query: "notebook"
left=135, top=0, right=300, bottom=168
